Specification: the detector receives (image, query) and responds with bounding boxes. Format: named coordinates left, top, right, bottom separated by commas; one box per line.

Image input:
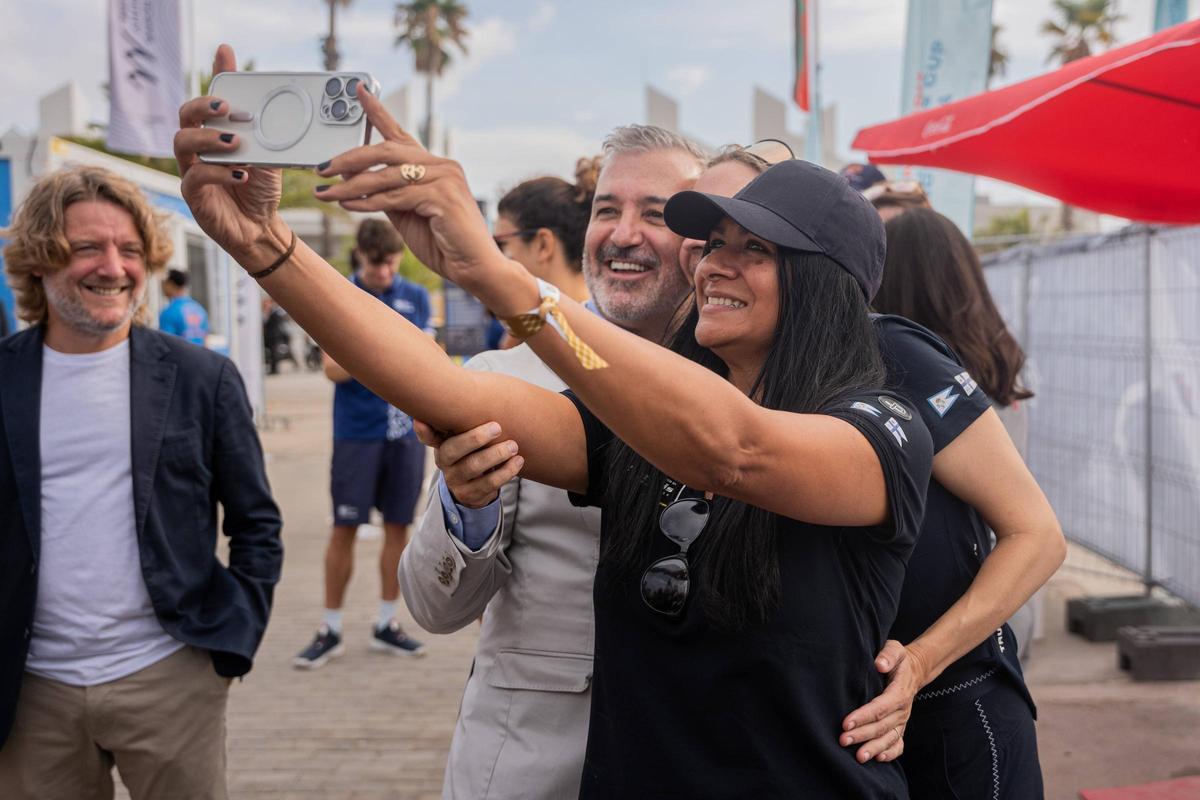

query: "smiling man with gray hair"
left=400, top=124, right=705, bottom=800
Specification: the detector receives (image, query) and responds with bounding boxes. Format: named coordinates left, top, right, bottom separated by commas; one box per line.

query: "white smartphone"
left=200, top=71, right=380, bottom=168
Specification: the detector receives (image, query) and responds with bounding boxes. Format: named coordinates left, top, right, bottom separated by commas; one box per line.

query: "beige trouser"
left=0, top=645, right=230, bottom=800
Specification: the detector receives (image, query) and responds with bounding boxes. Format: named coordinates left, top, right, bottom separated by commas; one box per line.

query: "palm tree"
left=988, top=23, right=1009, bottom=87
left=318, top=0, right=353, bottom=258
left=322, top=0, right=353, bottom=72
left=1042, top=0, right=1121, bottom=65
left=1041, top=0, right=1121, bottom=231
left=394, top=0, right=469, bottom=150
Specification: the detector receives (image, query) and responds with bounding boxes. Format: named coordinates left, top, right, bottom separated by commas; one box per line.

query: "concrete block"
left=1117, top=626, right=1200, bottom=681
left=1066, top=595, right=1200, bottom=642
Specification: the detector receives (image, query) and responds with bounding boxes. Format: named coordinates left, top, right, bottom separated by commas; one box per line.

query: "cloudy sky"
left=2, top=0, right=1168, bottom=207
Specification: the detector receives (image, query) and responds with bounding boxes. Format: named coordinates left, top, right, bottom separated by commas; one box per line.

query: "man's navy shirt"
left=333, top=274, right=431, bottom=441
left=874, top=314, right=1033, bottom=712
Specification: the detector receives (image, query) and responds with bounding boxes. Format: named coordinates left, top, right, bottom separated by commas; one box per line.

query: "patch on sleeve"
left=851, top=401, right=883, bottom=417
left=926, top=387, right=961, bottom=418
left=885, top=417, right=908, bottom=447
left=878, top=395, right=913, bottom=421
left=954, top=371, right=978, bottom=396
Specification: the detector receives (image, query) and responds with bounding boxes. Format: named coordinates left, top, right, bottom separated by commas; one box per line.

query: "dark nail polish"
left=315, top=184, right=331, bottom=192
left=219, top=133, right=234, bottom=143
left=232, top=170, right=245, bottom=180
left=316, top=160, right=331, bottom=171
left=210, top=100, right=222, bottom=111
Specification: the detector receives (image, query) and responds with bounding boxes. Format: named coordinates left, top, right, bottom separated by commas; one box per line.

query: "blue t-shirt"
left=333, top=274, right=432, bottom=441
left=158, top=296, right=209, bottom=346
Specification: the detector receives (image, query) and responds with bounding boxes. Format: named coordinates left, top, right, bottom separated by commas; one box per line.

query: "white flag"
left=107, top=0, right=185, bottom=157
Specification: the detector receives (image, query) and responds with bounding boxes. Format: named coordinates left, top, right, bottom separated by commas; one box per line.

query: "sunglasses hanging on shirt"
left=640, top=484, right=712, bottom=617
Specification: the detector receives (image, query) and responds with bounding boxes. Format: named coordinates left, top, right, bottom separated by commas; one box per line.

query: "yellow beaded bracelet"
left=502, top=280, right=608, bottom=370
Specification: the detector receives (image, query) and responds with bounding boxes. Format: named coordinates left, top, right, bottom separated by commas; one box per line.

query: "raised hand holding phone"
left=312, top=86, right=531, bottom=313
left=174, top=44, right=287, bottom=268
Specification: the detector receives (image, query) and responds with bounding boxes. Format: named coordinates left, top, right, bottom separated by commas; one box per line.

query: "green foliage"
left=978, top=208, right=1032, bottom=238
left=988, top=24, right=1009, bottom=85
left=60, top=136, right=180, bottom=177
left=1042, top=0, right=1121, bottom=65
left=397, top=246, right=443, bottom=291
left=974, top=209, right=1033, bottom=253
left=394, top=0, right=469, bottom=76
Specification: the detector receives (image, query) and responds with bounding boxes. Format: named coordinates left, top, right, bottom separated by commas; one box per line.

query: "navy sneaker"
left=293, top=626, right=344, bottom=669
left=371, top=620, right=425, bottom=657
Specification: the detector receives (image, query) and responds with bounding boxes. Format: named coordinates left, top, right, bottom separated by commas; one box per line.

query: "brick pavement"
left=118, top=369, right=479, bottom=800
left=108, top=369, right=1200, bottom=799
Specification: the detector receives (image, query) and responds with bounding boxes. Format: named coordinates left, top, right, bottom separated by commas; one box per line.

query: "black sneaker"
left=293, top=626, right=344, bottom=669
left=371, top=620, right=425, bottom=657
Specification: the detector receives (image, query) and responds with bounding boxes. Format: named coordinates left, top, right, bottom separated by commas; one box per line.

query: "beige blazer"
left=400, top=344, right=602, bottom=800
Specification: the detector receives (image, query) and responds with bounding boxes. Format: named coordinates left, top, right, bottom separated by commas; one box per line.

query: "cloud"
left=665, top=65, right=711, bottom=97
left=527, top=3, right=557, bottom=34
left=451, top=125, right=602, bottom=207
left=434, top=17, right=519, bottom=101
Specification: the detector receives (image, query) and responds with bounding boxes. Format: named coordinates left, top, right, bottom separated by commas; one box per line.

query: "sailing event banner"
left=899, top=0, right=993, bottom=234
left=107, top=0, right=186, bottom=157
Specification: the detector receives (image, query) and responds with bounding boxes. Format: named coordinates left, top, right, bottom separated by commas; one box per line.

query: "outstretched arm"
left=313, top=90, right=912, bottom=527
left=173, top=45, right=586, bottom=492
left=840, top=408, right=1065, bottom=763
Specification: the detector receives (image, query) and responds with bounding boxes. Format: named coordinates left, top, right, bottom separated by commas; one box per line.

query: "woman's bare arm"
left=840, top=408, right=1065, bottom=762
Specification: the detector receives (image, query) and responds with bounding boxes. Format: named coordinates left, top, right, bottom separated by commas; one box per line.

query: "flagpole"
left=189, top=0, right=200, bottom=98
left=804, top=0, right=823, bottom=165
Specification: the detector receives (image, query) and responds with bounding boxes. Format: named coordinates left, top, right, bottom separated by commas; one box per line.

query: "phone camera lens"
left=324, top=77, right=344, bottom=98
left=345, top=78, right=360, bottom=97
left=330, top=98, right=349, bottom=120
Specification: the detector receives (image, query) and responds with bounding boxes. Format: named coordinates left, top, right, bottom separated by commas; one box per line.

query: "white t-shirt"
left=26, top=339, right=183, bottom=685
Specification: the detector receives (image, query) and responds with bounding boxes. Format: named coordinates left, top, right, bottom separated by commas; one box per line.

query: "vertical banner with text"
left=900, top=0, right=993, bottom=234
left=1155, top=0, right=1188, bottom=31
left=107, top=0, right=185, bottom=157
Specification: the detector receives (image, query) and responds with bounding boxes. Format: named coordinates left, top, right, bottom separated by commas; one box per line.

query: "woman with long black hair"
left=676, top=154, right=1064, bottom=798
left=176, top=48, right=932, bottom=797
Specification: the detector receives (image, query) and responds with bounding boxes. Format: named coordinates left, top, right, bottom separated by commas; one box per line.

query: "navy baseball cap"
left=663, top=159, right=887, bottom=302
left=839, top=162, right=887, bottom=193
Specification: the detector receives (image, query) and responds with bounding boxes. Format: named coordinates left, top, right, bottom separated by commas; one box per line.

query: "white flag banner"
left=107, top=0, right=185, bottom=157
left=900, top=0, right=993, bottom=235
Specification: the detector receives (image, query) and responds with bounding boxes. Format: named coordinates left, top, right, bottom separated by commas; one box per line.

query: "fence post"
left=1143, top=230, right=1155, bottom=595
left=1020, top=251, right=1033, bottom=349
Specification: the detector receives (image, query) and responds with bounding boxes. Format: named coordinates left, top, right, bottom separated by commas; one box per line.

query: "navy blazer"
left=0, top=324, right=283, bottom=749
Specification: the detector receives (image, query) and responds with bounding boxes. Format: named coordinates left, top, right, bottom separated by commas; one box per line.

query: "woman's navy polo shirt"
left=874, top=314, right=1034, bottom=712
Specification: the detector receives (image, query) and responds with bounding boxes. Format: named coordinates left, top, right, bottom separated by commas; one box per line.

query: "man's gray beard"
left=43, top=279, right=143, bottom=336
left=582, top=253, right=691, bottom=334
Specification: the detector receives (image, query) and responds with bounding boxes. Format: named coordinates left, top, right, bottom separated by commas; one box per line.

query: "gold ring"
left=399, top=163, right=426, bottom=184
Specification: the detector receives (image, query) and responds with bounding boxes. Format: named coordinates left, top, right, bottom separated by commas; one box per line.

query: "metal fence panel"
left=1149, top=228, right=1200, bottom=605
left=984, top=227, right=1200, bottom=607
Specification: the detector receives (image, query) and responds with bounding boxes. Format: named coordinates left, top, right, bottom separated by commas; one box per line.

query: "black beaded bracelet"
left=249, top=230, right=297, bottom=280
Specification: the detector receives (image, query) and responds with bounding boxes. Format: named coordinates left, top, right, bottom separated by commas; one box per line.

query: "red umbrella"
left=851, top=20, right=1200, bottom=223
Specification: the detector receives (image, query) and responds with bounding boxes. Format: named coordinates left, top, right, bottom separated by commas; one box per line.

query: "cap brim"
left=664, top=191, right=823, bottom=255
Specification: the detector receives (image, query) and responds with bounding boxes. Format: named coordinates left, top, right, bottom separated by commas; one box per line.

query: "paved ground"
left=119, top=368, right=1199, bottom=799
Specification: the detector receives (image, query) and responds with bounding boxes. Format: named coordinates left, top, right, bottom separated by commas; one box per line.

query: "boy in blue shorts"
left=295, top=220, right=433, bottom=668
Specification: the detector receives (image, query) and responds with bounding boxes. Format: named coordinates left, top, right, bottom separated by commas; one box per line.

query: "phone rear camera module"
left=330, top=98, right=349, bottom=120
left=324, top=77, right=344, bottom=98
left=345, top=78, right=360, bottom=97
